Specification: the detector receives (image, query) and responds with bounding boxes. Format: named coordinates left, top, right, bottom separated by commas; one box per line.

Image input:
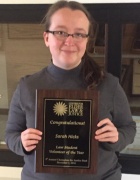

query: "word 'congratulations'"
left=50, top=120, right=85, bottom=126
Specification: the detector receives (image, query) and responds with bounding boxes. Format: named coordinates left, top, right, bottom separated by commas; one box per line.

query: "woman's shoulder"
left=20, top=67, right=47, bottom=84
left=104, top=72, right=118, bottom=81
left=98, top=72, right=119, bottom=92
left=16, top=67, right=49, bottom=93
left=102, top=72, right=119, bottom=84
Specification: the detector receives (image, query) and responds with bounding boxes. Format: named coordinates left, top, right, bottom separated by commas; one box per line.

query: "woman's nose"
left=64, top=35, right=75, bottom=46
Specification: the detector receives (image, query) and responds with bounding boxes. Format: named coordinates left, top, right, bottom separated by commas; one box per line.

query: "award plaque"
left=35, top=89, right=98, bottom=174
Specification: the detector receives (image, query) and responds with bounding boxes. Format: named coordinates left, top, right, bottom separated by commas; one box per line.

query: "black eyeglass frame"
left=46, top=30, right=89, bottom=39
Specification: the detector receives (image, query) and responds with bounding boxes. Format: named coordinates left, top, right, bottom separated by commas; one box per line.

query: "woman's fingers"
left=21, top=128, right=42, bottom=152
left=22, top=128, right=42, bottom=136
left=95, top=118, right=119, bottom=143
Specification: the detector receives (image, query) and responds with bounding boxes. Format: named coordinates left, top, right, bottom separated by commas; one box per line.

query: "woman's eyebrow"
left=53, top=25, right=67, bottom=29
left=74, top=28, right=87, bottom=32
left=53, top=26, right=87, bottom=32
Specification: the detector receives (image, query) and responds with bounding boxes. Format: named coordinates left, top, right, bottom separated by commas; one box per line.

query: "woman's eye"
left=58, top=31, right=65, bottom=35
left=75, top=33, right=83, bottom=37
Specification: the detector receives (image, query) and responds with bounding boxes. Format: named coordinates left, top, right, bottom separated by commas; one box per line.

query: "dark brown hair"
left=43, top=0, right=104, bottom=89
left=44, top=0, right=93, bottom=34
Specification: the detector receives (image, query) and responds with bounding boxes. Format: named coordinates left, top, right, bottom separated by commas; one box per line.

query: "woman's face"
left=43, top=8, right=89, bottom=70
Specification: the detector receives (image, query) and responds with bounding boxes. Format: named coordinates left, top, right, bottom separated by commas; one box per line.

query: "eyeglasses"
left=46, top=30, right=89, bottom=42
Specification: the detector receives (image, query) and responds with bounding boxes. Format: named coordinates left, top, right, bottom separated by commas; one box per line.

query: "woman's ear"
left=43, top=32, right=49, bottom=47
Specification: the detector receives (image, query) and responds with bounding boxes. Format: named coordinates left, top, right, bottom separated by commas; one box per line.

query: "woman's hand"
left=95, top=118, right=119, bottom=143
left=21, top=128, right=42, bottom=152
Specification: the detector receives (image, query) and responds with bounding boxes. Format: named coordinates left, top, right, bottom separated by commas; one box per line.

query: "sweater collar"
left=47, top=62, right=82, bottom=79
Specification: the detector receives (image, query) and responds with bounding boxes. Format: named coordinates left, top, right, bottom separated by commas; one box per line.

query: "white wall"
left=0, top=167, right=140, bottom=180
left=0, top=0, right=140, bottom=4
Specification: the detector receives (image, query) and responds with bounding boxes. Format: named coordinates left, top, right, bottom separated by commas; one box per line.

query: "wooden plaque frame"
left=35, top=89, right=98, bottom=174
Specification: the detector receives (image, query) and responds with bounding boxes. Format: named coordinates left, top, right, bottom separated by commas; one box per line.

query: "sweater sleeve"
left=103, top=82, right=136, bottom=152
left=5, top=81, right=27, bottom=156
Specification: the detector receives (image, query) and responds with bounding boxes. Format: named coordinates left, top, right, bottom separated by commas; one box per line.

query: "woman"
left=5, top=0, right=136, bottom=180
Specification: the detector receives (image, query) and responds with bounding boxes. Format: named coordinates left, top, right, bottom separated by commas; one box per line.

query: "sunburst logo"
left=53, top=102, right=68, bottom=116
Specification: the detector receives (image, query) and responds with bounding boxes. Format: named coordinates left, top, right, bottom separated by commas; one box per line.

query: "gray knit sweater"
left=5, top=63, right=136, bottom=180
